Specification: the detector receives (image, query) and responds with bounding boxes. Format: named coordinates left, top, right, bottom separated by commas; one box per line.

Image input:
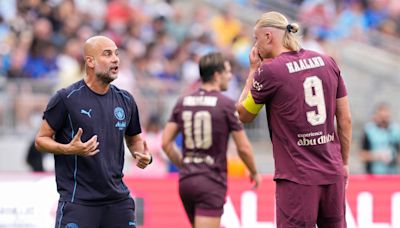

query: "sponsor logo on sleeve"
left=252, top=79, right=263, bottom=91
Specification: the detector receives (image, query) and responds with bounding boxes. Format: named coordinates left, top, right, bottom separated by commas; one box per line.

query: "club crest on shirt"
left=252, top=78, right=263, bottom=91
left=65, top=223, right=78, bottom=228
left=114, top=107, right=126, bottom=130
left=114, top=107, right=125, bottom=120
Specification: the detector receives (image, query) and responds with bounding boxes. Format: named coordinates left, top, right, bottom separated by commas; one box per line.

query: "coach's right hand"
left=66, top=128, right=99, bottom=156
left=134, top=141, right=152, bottom=169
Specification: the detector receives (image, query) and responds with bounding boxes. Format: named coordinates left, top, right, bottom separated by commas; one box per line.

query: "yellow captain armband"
left=242, top=91, right=264, bottom=115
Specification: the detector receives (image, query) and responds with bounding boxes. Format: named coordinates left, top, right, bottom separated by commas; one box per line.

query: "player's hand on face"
left=249, top=46, right=262, bottom=69
left=67, top=128, right=100, bottom=156
left=250, top=173, right=262, bottom=190
left=134, top=141, right=152, bottom=169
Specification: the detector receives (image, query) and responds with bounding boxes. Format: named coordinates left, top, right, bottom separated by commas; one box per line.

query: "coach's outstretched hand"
left=134, top=141, right=152, bottom=169
left=67, top=128, right=100, bottom=156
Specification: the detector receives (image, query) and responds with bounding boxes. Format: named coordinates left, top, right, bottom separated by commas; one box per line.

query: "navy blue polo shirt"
left=43, top=79, right=141, bottom=205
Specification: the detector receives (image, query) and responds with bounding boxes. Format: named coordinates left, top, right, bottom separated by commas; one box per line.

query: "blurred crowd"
left=0, top=0, right=255, bottom=132
left=0, top=0, right=399, bottom=174
left=295, top=0, right=400, bottom=56
left=245, top=0, right=400, bottom=40
left=1, top=0, right=400, bottom=131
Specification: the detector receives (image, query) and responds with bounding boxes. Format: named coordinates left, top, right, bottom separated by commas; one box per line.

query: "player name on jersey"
left=183, top=96, right=218, bottom=107
left=286, top=56, right=325, bottom=73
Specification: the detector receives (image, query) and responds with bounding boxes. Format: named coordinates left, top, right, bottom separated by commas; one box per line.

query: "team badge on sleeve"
left=252, top=79, right=263, bottom=91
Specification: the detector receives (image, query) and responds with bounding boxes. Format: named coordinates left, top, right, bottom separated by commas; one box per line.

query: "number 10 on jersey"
left=182, top=110, right=212, bottom=149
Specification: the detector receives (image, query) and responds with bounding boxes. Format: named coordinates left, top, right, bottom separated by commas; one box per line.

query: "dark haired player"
left=162, top=52, right=261, bottom=228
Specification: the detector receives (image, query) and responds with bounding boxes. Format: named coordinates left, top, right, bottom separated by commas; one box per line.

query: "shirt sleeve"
left=242, top=64, right=277, bottom=115
left=125, top=95, right=142, bottom=136
left=337, top=73, right=347, bottom=98
left=226, top=99, right=243, bottom=132
left=168, top=98, right=182, bottom=123
left=43, top=91, right=68, bottom=132
left=329, top=57, right=347, bottom=98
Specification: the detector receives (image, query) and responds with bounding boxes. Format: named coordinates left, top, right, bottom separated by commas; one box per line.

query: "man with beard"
left=35, top=36, right=152, bottom=228
left=359, top=103, right=400, bottom=174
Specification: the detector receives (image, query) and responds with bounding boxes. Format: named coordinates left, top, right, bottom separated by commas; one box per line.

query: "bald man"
left=35, top=36, right=151, bottom=228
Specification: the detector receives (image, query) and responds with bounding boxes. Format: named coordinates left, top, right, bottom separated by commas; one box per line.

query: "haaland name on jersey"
left=183, top=96, right=218, bottom=107
left=286, top=56, right=325, bottom=73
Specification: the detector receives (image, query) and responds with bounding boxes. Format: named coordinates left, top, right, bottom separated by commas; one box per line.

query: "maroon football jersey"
left=251, top=49, right=347, bottom=185
left=169, top=88, right=243, bottom=187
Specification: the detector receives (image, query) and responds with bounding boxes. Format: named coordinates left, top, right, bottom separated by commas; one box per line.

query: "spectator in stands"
left=298, top=0, right=336, bottom=39
left=209, top=4, right=242, bottom=50
left=364, top=0, right=388, bottom=30
left=359, top=103, right=400, bottom=174
left=325, top=1, right=369, bottom=40
left=23, top=18, right=58, bottom=79
left=54, top=37, right=84, bottom=92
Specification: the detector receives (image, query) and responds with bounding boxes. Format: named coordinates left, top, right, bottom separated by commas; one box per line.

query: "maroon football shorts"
left=179, top=175, right=226, bottom=224
left=275, top=178, right=346, bottom=228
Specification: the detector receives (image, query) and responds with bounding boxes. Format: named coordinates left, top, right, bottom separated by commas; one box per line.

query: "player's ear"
left=265, top=32, right=272, bottom=43
left=213, top=71, right=221, bottom=83
left=85, top=56, right=95, bottom=68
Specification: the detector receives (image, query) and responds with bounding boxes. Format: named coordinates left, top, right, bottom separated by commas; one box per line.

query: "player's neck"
left=201, top=83, right=220, bottom=92
left=84, top=75, right=110, bottom=95
left=278, top=46, right=293, bottom=56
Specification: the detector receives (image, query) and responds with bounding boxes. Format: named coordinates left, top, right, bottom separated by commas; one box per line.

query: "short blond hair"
left=255, top=11, right=301, bottom=52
